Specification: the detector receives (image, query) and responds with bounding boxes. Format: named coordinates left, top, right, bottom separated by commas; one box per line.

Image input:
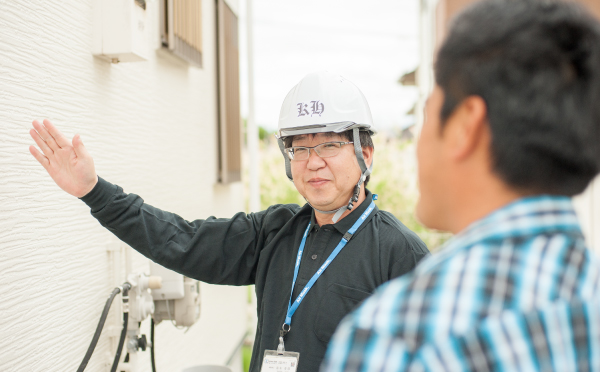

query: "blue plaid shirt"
left=322, top=196, right=600, bottom=371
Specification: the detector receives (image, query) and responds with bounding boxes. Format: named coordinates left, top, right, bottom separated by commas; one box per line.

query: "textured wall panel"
left=0, top=1, right=247, bottom=371
left=574, top=178, right=600, bottom=255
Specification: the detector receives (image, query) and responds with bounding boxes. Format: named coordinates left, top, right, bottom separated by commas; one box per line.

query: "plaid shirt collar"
left=418, top=195, right=583, bottom=272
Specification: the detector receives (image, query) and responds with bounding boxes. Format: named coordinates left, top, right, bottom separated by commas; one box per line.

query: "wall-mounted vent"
left=160, top=0, right=203, bottom=67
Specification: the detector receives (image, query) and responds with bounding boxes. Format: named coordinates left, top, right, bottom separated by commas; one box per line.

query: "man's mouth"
left=308, top=178, right=329, bottom=188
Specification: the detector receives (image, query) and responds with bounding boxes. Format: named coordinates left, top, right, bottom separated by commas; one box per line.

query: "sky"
left=239, top=0, right=421, bottom=133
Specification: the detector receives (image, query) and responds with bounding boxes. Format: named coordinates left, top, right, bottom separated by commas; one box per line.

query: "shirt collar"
left=434, top=195, right=583, bottom=261
left=310, top=189, right=377, bottom=234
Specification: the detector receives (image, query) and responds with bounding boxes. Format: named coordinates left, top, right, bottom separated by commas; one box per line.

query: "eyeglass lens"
left=289, top=142, right=343, bottom=161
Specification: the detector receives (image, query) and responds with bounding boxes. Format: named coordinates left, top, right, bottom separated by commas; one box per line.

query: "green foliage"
left=259, top=141, right=306, bottom=208
left=258, top=126, right=274, bottom=141
left=242, top=344, right=252, bottom=372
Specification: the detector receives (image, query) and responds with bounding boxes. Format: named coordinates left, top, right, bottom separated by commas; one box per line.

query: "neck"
left=314, top=189, right=367, bottom=226
left=446, top=178, right=526, bottom=234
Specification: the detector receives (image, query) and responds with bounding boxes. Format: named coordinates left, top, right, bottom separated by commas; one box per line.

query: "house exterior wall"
left=0, top=1, right=247, bottom=371
left=417, top=0, right=600, bottom=255
left=436, top=0, right=600, bottom=43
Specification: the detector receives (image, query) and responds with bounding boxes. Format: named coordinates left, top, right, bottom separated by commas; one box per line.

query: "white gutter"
left=246, top=0, right=260, bottom=212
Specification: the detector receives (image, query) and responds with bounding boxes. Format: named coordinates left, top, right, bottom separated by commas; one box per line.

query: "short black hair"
left=436, top=0, right=600, bottom=196
left=283, top=130, right=374, bottom=188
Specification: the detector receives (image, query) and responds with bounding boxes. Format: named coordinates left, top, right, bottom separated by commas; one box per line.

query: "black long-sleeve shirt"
left=81, top=177, right=429, bottom=372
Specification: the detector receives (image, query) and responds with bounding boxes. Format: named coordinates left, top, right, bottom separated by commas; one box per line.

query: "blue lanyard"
left=283, top=198, right=377, bottom=331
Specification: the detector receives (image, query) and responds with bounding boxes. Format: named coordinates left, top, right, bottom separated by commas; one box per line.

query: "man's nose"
left=306, top=148, right=326, bottom=169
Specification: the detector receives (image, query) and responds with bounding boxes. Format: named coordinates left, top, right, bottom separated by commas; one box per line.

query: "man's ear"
left=444, top=95, right=489, bottom=161
left=361, top=145, right=374, bottom=168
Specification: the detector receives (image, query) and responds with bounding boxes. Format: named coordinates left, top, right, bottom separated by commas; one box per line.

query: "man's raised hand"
left=29, top=119, right=98, bottom=198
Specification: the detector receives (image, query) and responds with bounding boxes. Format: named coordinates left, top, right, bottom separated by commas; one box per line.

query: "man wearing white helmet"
left=277, top=72, right=379, bottom=224
left=28, top=71, right=428, bottom=372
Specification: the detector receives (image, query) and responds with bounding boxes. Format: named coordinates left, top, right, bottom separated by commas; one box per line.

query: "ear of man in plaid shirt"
left=321, top=0, right=600, bottom=371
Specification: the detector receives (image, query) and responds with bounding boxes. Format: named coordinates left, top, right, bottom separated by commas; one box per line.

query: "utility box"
left=150, top=261, right=185, bottom=300
left=92, top=0, right=149, bottom=63
left=150, top=261, right=201, bottom=327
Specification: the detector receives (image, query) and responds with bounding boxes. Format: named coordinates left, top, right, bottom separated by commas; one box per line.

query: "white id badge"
left=261, top=350, right=300, bottom=372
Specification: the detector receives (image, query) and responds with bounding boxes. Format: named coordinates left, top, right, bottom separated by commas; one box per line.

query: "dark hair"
left=283, top=130, right=374, bottom=188
left=435, top=0, right=600, bottom=196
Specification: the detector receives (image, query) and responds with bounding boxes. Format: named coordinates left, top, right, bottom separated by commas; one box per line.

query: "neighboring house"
left=415, top=0, right=600, bottom=255
left=0, top=1, right=248, bottom=371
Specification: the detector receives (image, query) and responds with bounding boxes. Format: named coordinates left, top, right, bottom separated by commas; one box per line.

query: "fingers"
left=32, top=120, right=61, bottom=152
left=29, top=128, right=54, bottom=158
left=29, top=145, right=50, bottom=169
left=43, top=119, right=72, bottom=148
left=72, top=134, right=91, bottom=160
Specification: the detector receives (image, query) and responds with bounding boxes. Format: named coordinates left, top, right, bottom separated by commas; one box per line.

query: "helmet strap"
left=344, top=127, right=373, bottom=213
left=312, top=204, right=346, bottom=219
left=352, top=127, right=370, bottom=176
left=277, top=136, right=294, bottom=181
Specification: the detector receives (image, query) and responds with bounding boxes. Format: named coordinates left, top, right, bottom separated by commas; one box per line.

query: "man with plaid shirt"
left=321, top=0, right=600, bottom=371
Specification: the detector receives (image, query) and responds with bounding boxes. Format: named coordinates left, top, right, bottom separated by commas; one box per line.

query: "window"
left=216, top=0, right=241, bottom=183
left=160, top=0, right=203, bottom=67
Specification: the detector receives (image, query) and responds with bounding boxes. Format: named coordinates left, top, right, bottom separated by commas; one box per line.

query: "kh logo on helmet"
left=297, top=100, right=325, bottom=117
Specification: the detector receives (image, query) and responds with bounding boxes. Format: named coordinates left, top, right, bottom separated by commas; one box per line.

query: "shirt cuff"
left=80, top=176, right=118, bottom=212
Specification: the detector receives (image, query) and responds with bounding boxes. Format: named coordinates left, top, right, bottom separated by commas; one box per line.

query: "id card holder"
left=261, top=350, right=300, bottom=372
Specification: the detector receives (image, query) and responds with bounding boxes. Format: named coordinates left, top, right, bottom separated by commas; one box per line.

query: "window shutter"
left=160, top=0, right=203, bottom=67
left=216, top=0, right=241, bottom=183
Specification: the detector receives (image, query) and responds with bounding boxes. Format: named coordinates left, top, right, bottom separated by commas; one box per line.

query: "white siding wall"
left=574, top=178, right=600, bottom=255
left=0, top=1, right=247, bottom=371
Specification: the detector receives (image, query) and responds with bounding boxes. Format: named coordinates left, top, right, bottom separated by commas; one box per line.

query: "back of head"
left=436, top=0, right=600, bottom=196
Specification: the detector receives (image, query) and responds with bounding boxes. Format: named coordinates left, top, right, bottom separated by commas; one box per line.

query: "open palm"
left=29, top=119, right=98, bottom=198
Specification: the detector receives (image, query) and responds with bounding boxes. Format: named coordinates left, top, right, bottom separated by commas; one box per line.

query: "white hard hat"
left=275, top=71, right=376, bottom=223
left=277, top=71, right=375, bottom=138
